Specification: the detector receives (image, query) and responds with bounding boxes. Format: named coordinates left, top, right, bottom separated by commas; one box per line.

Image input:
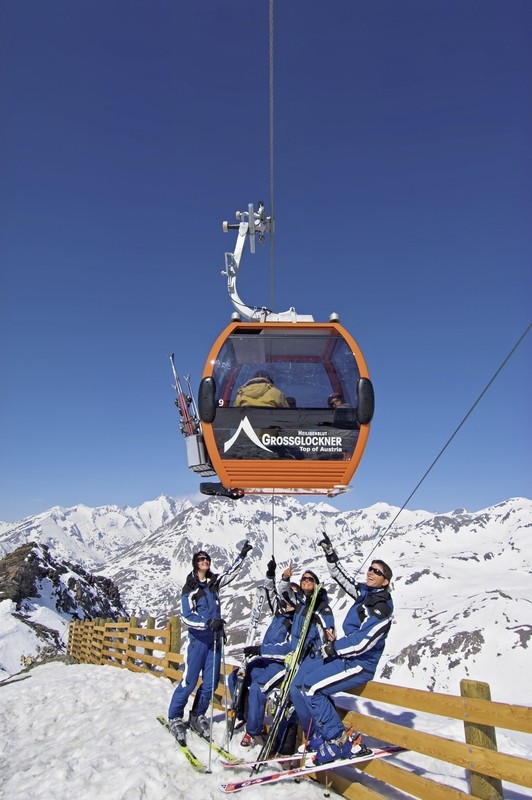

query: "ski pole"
left=220, top=631, right=232, bottom=747
left=207, top=631, right=219, bottom=774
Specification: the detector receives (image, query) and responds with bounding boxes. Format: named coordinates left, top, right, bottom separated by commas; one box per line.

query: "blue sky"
left=1, top=0, right=530, bottom=522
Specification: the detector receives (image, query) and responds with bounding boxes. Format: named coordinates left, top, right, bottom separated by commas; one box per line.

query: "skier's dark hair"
left=372, top=559, right=393, bottom=582
left=192, top=550, right=211, bottom=569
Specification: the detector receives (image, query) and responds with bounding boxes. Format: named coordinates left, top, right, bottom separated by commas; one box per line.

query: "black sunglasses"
left=301, top=575, right=316, bottom=582
left=197, top=557, right=211, bottom=563
left=368, top=565, right=385, bottom=578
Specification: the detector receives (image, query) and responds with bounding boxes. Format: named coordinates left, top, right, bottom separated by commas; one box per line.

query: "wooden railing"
left=67, top=615, right=183, bottom=679
left=67, top=617, right=532, bottom=800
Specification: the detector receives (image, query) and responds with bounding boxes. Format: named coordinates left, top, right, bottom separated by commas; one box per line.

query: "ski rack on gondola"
left=169, top=353, right=216, bottom=478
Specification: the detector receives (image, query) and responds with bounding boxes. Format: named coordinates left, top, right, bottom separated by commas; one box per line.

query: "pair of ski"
left=157, top=716, right=241, bottom=773
left=252, top=580, right=322, bottom=768
left=219, top=745, right=407, bottom=792
left=227, top=585, right=268, bottom=741
left=159, top=714, right=406, bottom=790
left=159, top=585, right=272, bottom=772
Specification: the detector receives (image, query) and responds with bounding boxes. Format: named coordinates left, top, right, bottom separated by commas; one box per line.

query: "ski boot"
left=240, top=731, right=266, bottom=747
left=311, top=729, right=371, bottom=766
left=168, top=717, right=187, bottom=745
left=189, top=712, right=211, bottom=740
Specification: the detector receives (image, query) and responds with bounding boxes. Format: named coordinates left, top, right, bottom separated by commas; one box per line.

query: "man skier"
left=167, top=541, right=252, bottom=744
left=293, top=533, right=393, bottom=765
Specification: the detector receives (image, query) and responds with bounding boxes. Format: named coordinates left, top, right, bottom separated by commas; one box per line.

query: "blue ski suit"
left=277, top=577, right=335, bottom=738
left=243, top=606, right=294, bottom=736
left=227, top=575, right=291, bottom=734
left=168, top=552, right=246, bottom=720
left=297, top=560, right=393, bottom=741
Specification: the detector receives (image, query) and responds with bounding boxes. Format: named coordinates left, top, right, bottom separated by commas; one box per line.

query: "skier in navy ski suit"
left=277, top=565, right=335, bottom=743
left=167, top=541, right=252, bottom=744
left=234, top=560, right=296, bottom=747
left=295, top=534, right=393, bottom=765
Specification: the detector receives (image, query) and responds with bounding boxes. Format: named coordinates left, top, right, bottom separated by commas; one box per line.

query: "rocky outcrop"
left=0, top=541, right=128, bottom=621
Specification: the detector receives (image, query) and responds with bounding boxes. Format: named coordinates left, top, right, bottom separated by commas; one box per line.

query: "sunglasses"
left=197, top=557, right=211, bottom=563
left=301, top=575, right=316, bottom=583
left=368, top=565, right=385, bottom=578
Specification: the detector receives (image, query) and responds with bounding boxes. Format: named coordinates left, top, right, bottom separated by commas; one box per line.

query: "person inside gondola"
left=326, top=392, right=359, bottom=460
left=327, top=391, right=350, bottom=414
left=234, top=370, right=289, bottom=408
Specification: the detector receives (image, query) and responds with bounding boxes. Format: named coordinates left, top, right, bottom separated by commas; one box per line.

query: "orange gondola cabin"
left=172, top=203, right=374, bottom=498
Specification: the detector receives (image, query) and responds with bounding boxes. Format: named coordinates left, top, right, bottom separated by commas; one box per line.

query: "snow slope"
left=0, top=662, right=530, bottom=800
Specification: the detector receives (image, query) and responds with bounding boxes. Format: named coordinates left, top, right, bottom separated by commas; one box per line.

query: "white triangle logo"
left=224, top=416, right=273, bottom=454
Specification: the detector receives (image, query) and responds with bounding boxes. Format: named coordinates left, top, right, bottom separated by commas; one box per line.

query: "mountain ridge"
left=0, top=494, right=192, bottom=568
left=0, top=494, right=530, bottom=706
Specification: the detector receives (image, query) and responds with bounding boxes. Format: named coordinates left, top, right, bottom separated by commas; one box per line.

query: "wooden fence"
left=67, top=617, right=532, bottom=800
left=67, top=615, right=183, bottom=680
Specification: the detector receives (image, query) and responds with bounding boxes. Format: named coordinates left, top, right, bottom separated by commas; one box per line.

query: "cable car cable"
left=271, top=494, right=276, bottom=561
left=268, top=3, right=277, bottom=568
left=351, top=322, right=531, bottom=578
left=268, top=0, right=275, bottom=314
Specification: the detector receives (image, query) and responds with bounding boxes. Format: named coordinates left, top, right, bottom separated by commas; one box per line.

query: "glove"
left=208, top=618, right=225, bottom=632
left=318, top=532, right=338, bottom=563
left=243, top=644, right=261, bottom=658
left=239, top=540, right=253, bottom=559
left=284, top=652, right=294, bottom=666
left=266, top=555, right=276, bottom=579
left=321, top=641, right=336, bottom=659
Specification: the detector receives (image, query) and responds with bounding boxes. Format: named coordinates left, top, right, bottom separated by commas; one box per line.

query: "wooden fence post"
left=126, top=616, right=138, bottom=670
left=114, top=617, right=127, bottom=667
left=67, top=621, right=74, bottom=657
left=169, top=615, right=181, bottom=654
left=145, top=615, right=155, bottom=670
left=92, top=617, right=105, bottom=664
left=461, top=679, right=504, bottom=800
left=68, top=621, right=78, bottom=659
left=80, top=619, right=93, bottom=663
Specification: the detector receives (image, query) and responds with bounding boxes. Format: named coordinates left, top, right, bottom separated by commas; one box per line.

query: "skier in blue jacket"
left=294, top=533, right=393, bottom=765
left=167, top=541, right=252, bottom=744
left=235, top=558, right=296, bottom=747
left=278, top=564, right=335, bottom=745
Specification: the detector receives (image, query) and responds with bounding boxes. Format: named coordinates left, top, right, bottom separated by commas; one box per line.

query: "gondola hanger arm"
left=221, top=201, right=314, bottom=323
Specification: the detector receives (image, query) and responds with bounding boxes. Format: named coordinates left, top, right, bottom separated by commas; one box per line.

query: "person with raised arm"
left=292, top=533, right=393, bottom=765
left=167, top=541, right=252, bottom=745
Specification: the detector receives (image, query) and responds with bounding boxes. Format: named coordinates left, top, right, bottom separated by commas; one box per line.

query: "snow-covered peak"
left=0, top=495, right=192, bottom=569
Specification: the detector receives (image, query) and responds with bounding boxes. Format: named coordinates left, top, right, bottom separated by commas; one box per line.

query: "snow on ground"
left=0, top=601, right=47, bottom=677
left=1, top=662, right=531, bottom=800
left=0, top=663, right=332, bottom=800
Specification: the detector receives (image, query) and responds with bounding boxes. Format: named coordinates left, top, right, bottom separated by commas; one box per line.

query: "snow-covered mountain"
left=0, top=494, right=192, bottom=569
left=1, top=494, right=530, bottom=708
